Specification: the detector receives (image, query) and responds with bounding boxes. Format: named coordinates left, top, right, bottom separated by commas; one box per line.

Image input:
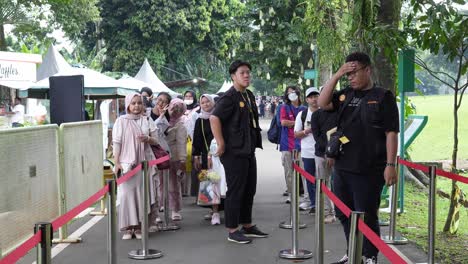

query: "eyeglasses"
left=346, top=67, right=366, bottom=78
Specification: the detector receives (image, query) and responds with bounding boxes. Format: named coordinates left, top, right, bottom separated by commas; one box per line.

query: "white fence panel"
left=0, top=125, right=59, bottom=255
left=60, top=121, right=103, bottom=212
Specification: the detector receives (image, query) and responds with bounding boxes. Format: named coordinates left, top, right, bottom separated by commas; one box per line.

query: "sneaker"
left=240, top=225, right=269, bottom=238
left=148, top=225, right=159, bottom=233
left=134, top=229, right=142, bottom=239
left=155, top=217, right=162, bottom=223
left=285, top=197, right=291, bottom=204
left=204, top=211, right=213, bottom=220
left=283, top=190, right=289, bottom=197
left=159, top=206, right=164, bottom=212
left=227, top=230, right=252, bottom=244
left=122, top=229, right=133, bottom=240
left=211, top=212, right=221, bottom=225
left=324, top=215, right=336, bottom=224
left=364, top=257, right=377, bottom=264
left=172, top=211, right=182, bottom=221
left=331, top=254, right=348, bottom=264
left=308, top=207, right=316, bottom=215
left=299, top=201, right=311, bottom=211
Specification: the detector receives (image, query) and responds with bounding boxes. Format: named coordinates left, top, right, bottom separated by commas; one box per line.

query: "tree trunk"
left=443, top=89, right=459, bottom=233
left=374, top=0, right=401, bottom=94
left=0, top=24, right=6, bottom=51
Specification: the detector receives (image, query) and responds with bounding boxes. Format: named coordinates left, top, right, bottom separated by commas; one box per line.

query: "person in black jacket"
left=210, top=60, right=267, bottom=244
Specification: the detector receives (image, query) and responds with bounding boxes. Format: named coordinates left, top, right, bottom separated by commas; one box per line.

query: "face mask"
left=184, top=99, right=194, bottom=105
left=288, top=93, right=298, bottom=102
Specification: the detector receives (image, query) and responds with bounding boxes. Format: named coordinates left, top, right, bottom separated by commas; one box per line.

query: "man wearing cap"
left=294, top=87, right=320, bottom=214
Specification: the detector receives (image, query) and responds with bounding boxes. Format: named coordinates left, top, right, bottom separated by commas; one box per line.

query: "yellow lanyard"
left=240, top=92, right=257, bottom=128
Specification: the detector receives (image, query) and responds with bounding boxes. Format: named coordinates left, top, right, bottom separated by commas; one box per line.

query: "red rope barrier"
left=398, top=158, right=468, bottom=184
left=116, top=164, right=142, bottom=185
left=357, top=219, right=407, bottom=264
left=148, top=155, right=170, bottom=167
left=52, top=185, right=109, bottom=231
left=293, top=164, right=408, bottom=263
left=0, top=231, right=42, bottom=264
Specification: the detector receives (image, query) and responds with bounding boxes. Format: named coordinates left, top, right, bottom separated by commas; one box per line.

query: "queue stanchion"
left=348, top=212, right=364, bottom=264
left=159, top=169, right=180, bottom=231
left=279, top=150, right=313, bottom=260
left=382, top=164, right=408, bottom=244
left=128, top=160, right=163, bottom=260
left=279, top=150, right=307, bottom=230
left=107, top=179, right=117, bottom=264
left=428, top=165, right=437, bottom=264
left=34, top=222, right=52, bottom=264
left=315, top=177, right=325, bottom=264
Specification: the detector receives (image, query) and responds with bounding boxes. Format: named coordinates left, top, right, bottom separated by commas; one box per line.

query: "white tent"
left=217, top=80, right=233, bottom=93
left=134, top=59, right=178, bottom=95
left=117, top=76, right=153, bottom=91
left=36, top=45, right=72, bottom=81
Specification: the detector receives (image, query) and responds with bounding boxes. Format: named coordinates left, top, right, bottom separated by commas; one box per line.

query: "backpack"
left=267, top=107, right=281, bottom=144
left=301, top=109, right=308, bottom=128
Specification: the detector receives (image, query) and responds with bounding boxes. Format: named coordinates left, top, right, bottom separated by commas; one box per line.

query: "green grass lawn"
left=408, top=95, right=468, bottom=162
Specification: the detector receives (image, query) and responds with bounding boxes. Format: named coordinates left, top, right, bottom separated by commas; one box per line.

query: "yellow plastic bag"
left=186, top=137, right=193, bottom=172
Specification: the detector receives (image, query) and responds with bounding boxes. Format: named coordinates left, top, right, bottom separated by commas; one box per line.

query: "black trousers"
left=220, top=153, right=257, bottom=228
left=333, top=169, right=384, bottom=259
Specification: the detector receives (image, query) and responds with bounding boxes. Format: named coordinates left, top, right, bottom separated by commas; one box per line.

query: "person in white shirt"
left=294, top=87, right=320, bottom=213
left=11, top=98, right=25, bottom=127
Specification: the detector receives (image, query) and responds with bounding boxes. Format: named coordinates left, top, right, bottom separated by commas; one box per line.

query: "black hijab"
left=184, top=90, right=199, bottom=110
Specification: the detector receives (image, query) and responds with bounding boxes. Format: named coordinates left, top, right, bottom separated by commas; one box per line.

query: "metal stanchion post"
left=315, top=178, right=324, bottom=264
left=348, top=212, right=364, bottom=264
left=129, top=160, right=163, bottom=260
left=382, top=164, right=408, bottom=244
left=35, top=222, right=52, bottom=264
left=428, top=165, right=437, bottom=264
left=159, top=169, right=180, bottom=231
left=279, top=151, right=313, bottom=260
left=279, top=150, right=306, bottom=230
left=107, top=179, right=117, bottom=264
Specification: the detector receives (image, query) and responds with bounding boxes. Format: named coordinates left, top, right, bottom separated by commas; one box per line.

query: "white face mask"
left=288, top=93, right=298, bottom=102
left=184, top=99, right=194, bottom=106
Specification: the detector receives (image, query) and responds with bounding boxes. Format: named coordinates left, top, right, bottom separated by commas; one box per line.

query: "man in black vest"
left=210, top=60, right=268, bottom=244
left=318, top=52, right=399, bottom=264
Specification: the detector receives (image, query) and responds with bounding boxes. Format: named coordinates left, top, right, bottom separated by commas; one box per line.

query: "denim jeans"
left=302, top=158, right=316, bottom=207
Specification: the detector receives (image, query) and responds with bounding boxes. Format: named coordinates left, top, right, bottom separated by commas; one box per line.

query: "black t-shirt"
left=311, top=109, right=338, bottom=157
left=192, top=118, right=213, bottom=169
left=212, top=87, right=262, bottom=157
left=331, top=86, right=399, bottom=175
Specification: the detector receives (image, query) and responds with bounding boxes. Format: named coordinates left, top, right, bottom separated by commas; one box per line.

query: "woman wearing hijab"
left=160, top=98, right=187, bottom=221
left=112, top=93, right=159, bottom=240
left=192, top=94, right=222, bottom=225
left=182, top=90, right=200, bottom=198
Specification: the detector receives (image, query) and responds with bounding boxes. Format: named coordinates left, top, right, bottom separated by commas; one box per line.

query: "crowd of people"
left=112, top=53, right=398, bottom=264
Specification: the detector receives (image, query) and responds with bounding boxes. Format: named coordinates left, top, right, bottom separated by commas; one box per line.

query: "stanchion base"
left=128, top=249, right=163, bottom=259
left=279, top=221, right=307, bottom=229
left=381, top=235, right=408, bottom=245
left=379, top=219, right=390, bottom=226
left=279, top=249, right=313, bottom=259
left=52, top=238, right=82, bottom=244
left=158, top=222, right=180, bottom=231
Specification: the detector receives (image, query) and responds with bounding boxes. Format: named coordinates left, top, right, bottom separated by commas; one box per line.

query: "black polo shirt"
left=331, top=86, right=399, bottom=175
left=212, top=87, right=262, bottom=157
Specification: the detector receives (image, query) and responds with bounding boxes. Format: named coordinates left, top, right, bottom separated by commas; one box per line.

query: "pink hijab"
left=116, top=93, right=145, bottom=165
left=168, top=98, right=187, bottom=127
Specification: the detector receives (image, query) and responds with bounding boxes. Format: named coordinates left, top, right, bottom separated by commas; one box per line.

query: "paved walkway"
left=18, top=119, right=428, bottom=264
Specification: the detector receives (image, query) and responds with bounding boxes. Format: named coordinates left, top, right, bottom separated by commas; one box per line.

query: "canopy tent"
left=134, top=59, right=179, bottom=96
left=116, top=76, right=153, bottom=91
left=36, top=45, right=72, bottom=81
left=217, top=80, right=233, bottom=94
left=19, top=67, right=139, bottom=99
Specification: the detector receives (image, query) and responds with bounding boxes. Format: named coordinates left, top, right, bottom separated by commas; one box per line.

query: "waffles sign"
left=0, top=51, right=41, bottom=82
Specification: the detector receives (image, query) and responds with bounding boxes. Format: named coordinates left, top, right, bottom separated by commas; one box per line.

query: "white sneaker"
left=155, top=217, right=162, bottom=223
left=172, top=211, right=182, bottom=221
left=324, top=214, right=336, bottom=224
left=211, top=212, right=221, bottom=225
left=299, top=201, right=311, bottom=211
left=134, top=230, right=142, bottom=239
left=331, top=254, right=348, bottom=264
left=364, top=257, right=377, bottom=264
left=122, top=230, right=133, bottom=240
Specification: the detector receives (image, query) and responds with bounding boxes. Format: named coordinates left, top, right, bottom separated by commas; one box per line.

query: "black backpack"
left=267, top=107, right=282, bottom=144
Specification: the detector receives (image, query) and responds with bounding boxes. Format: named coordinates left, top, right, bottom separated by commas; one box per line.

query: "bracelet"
left=386, top=163, right=396, bottom=167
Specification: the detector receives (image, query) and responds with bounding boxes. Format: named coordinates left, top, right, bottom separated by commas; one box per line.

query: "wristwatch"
left=386, top=163, right=396, bottom=167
